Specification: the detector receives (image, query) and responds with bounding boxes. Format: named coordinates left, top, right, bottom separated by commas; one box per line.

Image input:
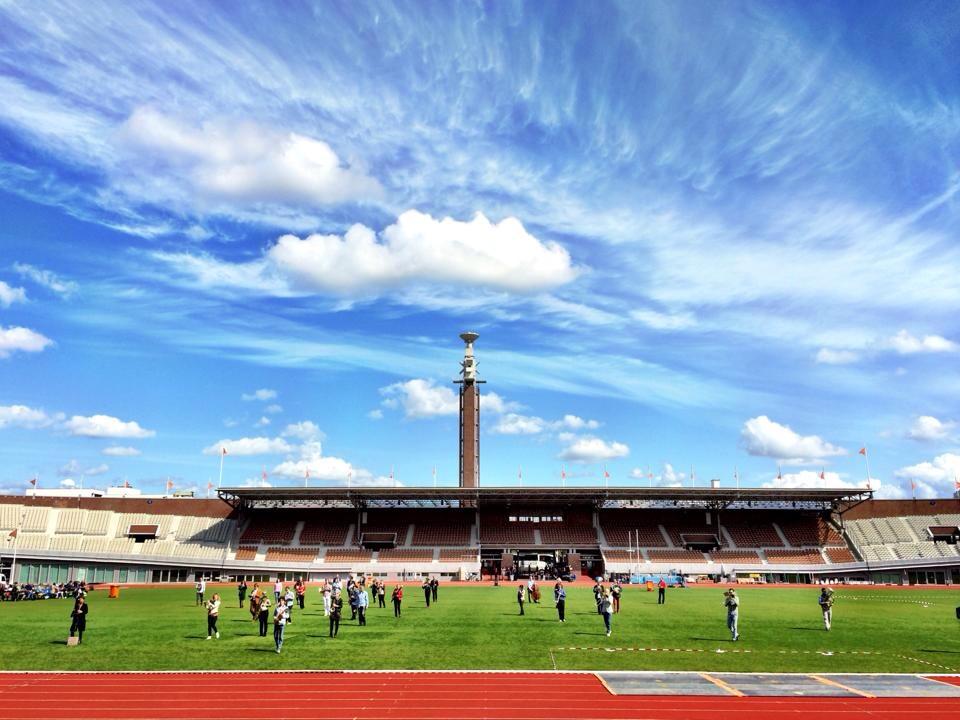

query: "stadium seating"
left=824, top=547, right=856, bottom=563
left=234, top=546, right=258, bottom=561
left=778, top=517, right=844, bottom=547
left=765, top=549, right=825, bottom=565
left=438, top=548, right=479, bottom=562
left=378, top=548, right=434, bottom=562
left=538, top=523, right=598, bottom=546
left=721, top=519, right=782, bottom=548
left=712, top=550, right=763, bottom=564
left=21, top=507, right=49, bottom=532
left=411, top=522, right=472, bottom=546
left=324, top=547, right=373, bottom=563
left=479, top=522, right=536, bottom=546
left=239, top=516, right=295, bottom=545
left=647, top=549, right=708, bottom=562
left=265, top=547, right=317, bottom=562
left=299, top=521, right=351, bottom=545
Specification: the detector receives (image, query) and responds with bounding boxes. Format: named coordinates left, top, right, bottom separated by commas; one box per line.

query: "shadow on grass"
left=690, top=636, right=730, bottom=642
left=49, top=640, right=68, bottom=645
left=919, top=649, right=960, bottom=654
left=789, top=627, right=825, bottom=632
left=248, top=647, right=278, bottom=653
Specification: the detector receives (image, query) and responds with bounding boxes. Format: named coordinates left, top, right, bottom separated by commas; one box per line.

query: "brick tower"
left=455, top=331, right=484, bottom=488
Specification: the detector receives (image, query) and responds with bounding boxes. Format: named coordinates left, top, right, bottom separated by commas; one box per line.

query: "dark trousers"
left=274, top=623, right=284, bottom=651
left=518, top=600, right=524, bottom=615
left=258, top=611, right=268, bottom=636
left=207, top=615, right=218, bottom=637
left=393, top=599, right=401, bottom=617
left=297, top=594, right=304, bottom=609
left=69, top=618, right=85, bottom=642
left=329, top=615, right=340, bottom=637
left=658, top=588, right=665, bottom=604
left=603, top=611, right=612, bottom=634
left=238, top=593, right=245, bottom=608
left=378, top=595, right=385, bottom=608
left=432, top=587, right=438, bottom=601
left=556, top=599, right=565, bottom=621
left=196, top=592, right=204, bottom=605
left=358, top=607, right=366, bottom=626
left=424, top=590, right=431, bottom=607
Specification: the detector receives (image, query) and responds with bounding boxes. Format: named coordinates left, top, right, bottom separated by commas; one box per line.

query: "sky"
left=0, top=0, right=959, bottom=498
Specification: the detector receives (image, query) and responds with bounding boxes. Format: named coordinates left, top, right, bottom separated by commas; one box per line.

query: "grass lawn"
left=1, top=584, right=958, bottom=673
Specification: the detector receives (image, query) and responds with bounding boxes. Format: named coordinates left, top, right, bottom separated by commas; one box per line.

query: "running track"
left=3, top=672, right=960, bottom=719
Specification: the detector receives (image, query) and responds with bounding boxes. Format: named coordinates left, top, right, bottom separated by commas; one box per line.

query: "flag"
left=221, top=447, right=228, bottom=455
left=8, top=528, right=17, bottom=539
left=858, top=447, right=866, bottom=456
left=776, top=465, right=782, bottom=480
left=518, top=466, right=522, bottom=481
left=603, top=468, right=610, bottom=479
left=123, top=480, right=130, bottom=489
left=261, top=467, right=268, bottom=483
left=29, top=477, right=36, bottom=487
left=207, top=481, right=214, bottom=490
left=819, top=468, right=825, bottom=480
left=305, top=468, right=310, bottom=480
left=165, top=478, right=173, bottom=491
left=561, top=467, right=566, bottom=480
left=910, top=480, right=916, bottom=490
left=954, top=478, right=960, bottom=491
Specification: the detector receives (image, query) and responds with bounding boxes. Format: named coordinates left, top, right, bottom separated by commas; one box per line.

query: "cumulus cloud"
left=894, top=453, right=960, bottom=497
left=0, top=404, right=59, bottom=429
left=907, top=415, right=955, bottom=442
left=60, top=478, right=76, bottom=489
left=58, top=460, right=109, bottom=477
left=491, top=413, right=546, bottom=435
left=0, top=326, right=53, bottom=358
left=13, top=263, right=77, bottom=296
left=156, top=210, right=579, bottom=298
left=815, top=348, right=859, bottom=365
left=887, top=330, right=958, bottom=355
left=380, top=378, right=459, bottom=419
left=555, top=414, right=600, bottom=431
left=203, top=436, right=292, bottom=456
left=367, top=409, right=383, bottom=420
left=254, top=416, right=271, bottom=427
left=763, top=469, right=876, bottom=491
left=559, top=436, right=629, bottom=463
left=0, top=281, right=27, bottom=307
left=479, top=392, right=519, bottom=415
left=65, top=414, right=155, bottom=439
left=740, top=415, right=846, bottom=464
left=241, top=388, right=277, bottom=401
left=264, top=404, right=283, bottom=414
left=102, top=446, right=141, bottom=456
left=281, top=421, right=323, bottom=441
left=119, top=107, right=383, bottom=206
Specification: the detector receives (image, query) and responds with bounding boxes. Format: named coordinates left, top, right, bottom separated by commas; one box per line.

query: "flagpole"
left=861, top=444, right=872, bottom=489
left=218, top=449, right=225, bottom=489
left=690, top=465, right=695, bottom=488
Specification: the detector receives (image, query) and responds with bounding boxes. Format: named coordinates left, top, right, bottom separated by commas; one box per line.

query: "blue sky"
left=1, top=0, right=959, bottom=497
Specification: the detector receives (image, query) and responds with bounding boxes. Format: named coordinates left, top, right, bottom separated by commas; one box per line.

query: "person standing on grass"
left=330, top=589, right=343, bottom=638
left=295, top=578, right=306, bottom=610
left=273, top=578, right=282, bottom=603
left=593, top=578, right=604, bottom=615
left=206, top=593, right=221, bottom=640
left=600, top=589, right=613, bottom=637
left=391, top=584, right=403, bottom=617
left=258, top=594, right=271, bottom=637
left=724, top=589, right=740, bottom=641
left=357, top=584, right=369, bottom=627
left=527, top=577, right=534, bottom=603
left=284, top=586, right=296, bottom=624
left=554, top=581, right=566, bottom=622
left=657, top=577, right=666, bottom=605
left=273, top=598, right=287, bottom=653
left=517, top=584, right=526, bottom=615
left=196, top=578, right=206, bottom=606
left=69, top=596, right=88, bottom=644
left=249, top=584, right=262, bottom=619
left=422, top=577, right=432, bottom=607
left=321, top=579, right=332, bottom=616
left=431, top=577, right=439, bottom=603
left=818, top=587, right=834, bottom=631
left=238, top=579, right=247, bottom=609
left=378, top=581, right=386, bottom=609
left=611, top=580, right=622, bottom=613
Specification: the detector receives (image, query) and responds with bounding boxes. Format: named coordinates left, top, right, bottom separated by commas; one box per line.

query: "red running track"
left=1, top=672, right=958, bottom=719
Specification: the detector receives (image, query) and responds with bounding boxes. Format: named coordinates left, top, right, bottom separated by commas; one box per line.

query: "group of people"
left=1, top=580, right=90, bottom=601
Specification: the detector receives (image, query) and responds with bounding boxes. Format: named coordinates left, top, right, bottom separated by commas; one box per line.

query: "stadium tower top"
left=454, top=331, right=484, bottom=489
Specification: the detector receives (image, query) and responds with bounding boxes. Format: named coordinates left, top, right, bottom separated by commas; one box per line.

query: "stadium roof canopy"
left=218, top=485, right=871, bottom=512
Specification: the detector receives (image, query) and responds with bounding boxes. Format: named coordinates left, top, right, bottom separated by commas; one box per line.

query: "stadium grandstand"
left=3, top=487, right=959, bottom=587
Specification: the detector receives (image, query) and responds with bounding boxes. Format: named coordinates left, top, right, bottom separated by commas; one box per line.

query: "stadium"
left=2, top=335, right=960, bottom=718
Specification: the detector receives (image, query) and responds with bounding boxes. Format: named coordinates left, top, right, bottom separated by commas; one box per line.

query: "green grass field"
left=1, top=584, right=958, bottom=673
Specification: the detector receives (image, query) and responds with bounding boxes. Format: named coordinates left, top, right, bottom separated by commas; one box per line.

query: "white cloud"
left=59, top=478, right=76, bottom=489
left=0, top=281, right=26, bottom=307
left=660, top=463, right=686, bottom=487
left=555, top=414, right=600, bottom=431
left=203, top=436, right=292, bottom=456
left=64, top=414, right=155, bottom=438
left=58, top=460, right=108, bottom=477
left=156, top=209, right=579, bottom=298
left=119, top=107, right=383, bottom=206
left=479, top=391, right=518, bottom=415
left=559, top=436, right=629, bottom=463
left=0, top=326, right=53, bottom=358
left=13, top=263, right=77, bottom=296
left=367, top=409, right=383, bottom=420
left=491, top=413, right=546, bottom=435
left=242, top=476, right=272, bottom=488
left=815, top=348, right=859, bottom=365
left=241, top=388, right=277, bottom=401
left=895, top=453, right=960, bottom=497
left=254, top=416, right=271, bottom=427
left=887, top=330, right=958, bottom=355
left=281, top=421, right=323, bottom=441
left=380, top=378, right=459, bottom=419
left=84, top=463, right=109, bottom=477
left=264, top=404, right=283, bottom=414
left=740, top=415, right=846, bottom=464
left=630, top=308, right=696, bottom=330
left=763, top=469, right=876, bottom=491
left=102, top=446, right=141, bottom=457
left=907, top=415, right=955, bottom=442
left=0, top=404, right=58, bottom=429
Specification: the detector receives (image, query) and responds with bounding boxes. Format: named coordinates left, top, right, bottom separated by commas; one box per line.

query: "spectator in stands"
left=600, top=589, right=613, bottom=637
left=329, top=589, right=343, bottom=638
left=554, top=581, right=566, bottom=622
left=273, top=578, right=282, bottom=602
left=357, top=584, right=369, bottom=626
left=431, top=577, right=439, bottom=603
left=257, top=594, right=271, bottom=637
left=238, top=579, right=247, bottom=609
left=391, top=584, right=403, bottom=618
left=295, top=578, right=305, bottom=610
left=818, top=587, right=834, bottom=631
left=658, top=577, right=667, bottom=605
left=611, top=580, right=622, bottom=613
left=195, top=578, right=206, bottom=606
left=517, top=584, right=526, bottom=615
left=378, top=581, right=386, bottom=609
left=284, top=587, right=295, bottom=624
left=206, top=593, right=221, bottom=640
left=69, top=595, right=88, bottom=644
left=724, top=589, right=739, bottom=641
left=321, top=579, right=332, bottom=616
left=273, top=598, right=287, bottom=653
